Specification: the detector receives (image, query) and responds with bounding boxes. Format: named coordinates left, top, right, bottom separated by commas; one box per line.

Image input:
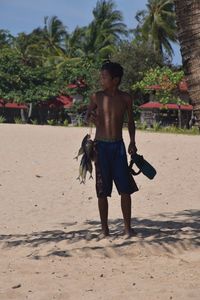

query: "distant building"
left=139, top=79, right=193, bottom=128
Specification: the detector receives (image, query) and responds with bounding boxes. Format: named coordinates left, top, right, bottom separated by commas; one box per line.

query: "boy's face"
left=100, top=70, right=119, bottom=89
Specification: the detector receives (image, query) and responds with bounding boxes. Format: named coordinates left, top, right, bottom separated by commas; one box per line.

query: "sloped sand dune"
left=0, top=124, right=200, bottom=300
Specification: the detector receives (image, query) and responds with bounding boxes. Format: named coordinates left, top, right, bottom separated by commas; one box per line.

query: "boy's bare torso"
left=94, top=90, right=129, bottom=140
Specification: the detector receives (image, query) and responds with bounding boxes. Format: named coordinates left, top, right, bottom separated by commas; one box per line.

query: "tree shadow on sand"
left=0, top=209, right=199, bottom=259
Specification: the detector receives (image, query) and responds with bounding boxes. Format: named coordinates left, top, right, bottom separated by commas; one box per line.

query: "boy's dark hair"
left=101, top=60, right=124, bottom=84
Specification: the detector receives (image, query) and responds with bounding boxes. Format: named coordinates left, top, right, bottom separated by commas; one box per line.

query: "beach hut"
left=139, top=102, right=193, bottom=128
left=30, top=95, right=73, bottom=124
left=140, top=79, right=193, bottom=128
left=0, top=99, right=28, bottom=123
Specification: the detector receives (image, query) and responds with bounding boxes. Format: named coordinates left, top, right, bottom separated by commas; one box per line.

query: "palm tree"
left=84, top=0, right=127, bottom=58
left=44, top=16, right=68, bottom=55
left=64, top=26, right=87, bottom=58
left=42, top=16, right=81, bottom=67
left=174, top=1, right=200, bottom=128
left=136, top=0, right=177, bottom=59
left=13, top=16, right=68, bottom=67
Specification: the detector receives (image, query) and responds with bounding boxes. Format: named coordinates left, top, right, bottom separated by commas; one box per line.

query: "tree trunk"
left=175, top=0, right=200, bottom=128
left=20, top=109, right=27, bottom=123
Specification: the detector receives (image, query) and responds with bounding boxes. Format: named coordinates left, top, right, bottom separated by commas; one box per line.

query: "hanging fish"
left=75, top=134, right=94, bottom=183
left=74, top=134, right=90, bottom=160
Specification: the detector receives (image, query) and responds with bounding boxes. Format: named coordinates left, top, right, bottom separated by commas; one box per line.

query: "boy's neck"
left=103, top=87, right=119, bottom=97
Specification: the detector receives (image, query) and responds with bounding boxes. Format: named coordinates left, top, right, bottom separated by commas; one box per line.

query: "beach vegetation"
left=132, top=66, right=185, bottom=105
left=137, top=124, right=200, bottom=135
left=0, top=115, right=6, bottom=123
left=14, top=117, right=23, bottom=124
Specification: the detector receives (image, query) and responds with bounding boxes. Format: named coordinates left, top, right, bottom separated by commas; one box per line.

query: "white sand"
left=0, top=124, right=200, bottom=300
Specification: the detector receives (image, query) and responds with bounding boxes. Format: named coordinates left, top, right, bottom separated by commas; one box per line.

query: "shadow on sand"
left=0, top=209, right=199, bottom=259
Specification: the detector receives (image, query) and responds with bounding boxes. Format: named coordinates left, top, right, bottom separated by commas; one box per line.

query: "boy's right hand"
left=128, top=142, right=137, bottom=156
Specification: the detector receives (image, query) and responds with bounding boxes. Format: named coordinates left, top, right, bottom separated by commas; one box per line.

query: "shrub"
left=63, top=119, right=69, bottom=127
left=14, top=117, right=23, bottom=124
left=152, top=121, right=161, bottom=131
left=0, top=115, right=6, bottom=123
left=47, top=119, right=56, bottom=126
left=30, top=119, right=38, bottom=125
left=136, top=121, right=148, bottom=130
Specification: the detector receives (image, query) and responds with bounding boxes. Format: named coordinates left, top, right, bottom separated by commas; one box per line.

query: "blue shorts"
left=94, top=139, right=138, bottom=198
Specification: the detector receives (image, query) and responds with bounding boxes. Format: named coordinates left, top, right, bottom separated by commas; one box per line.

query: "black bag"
left=129, top=153, right=157, bottom=180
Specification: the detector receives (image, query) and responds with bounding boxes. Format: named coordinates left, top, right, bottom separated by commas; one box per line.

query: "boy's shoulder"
left=90, top=91, right=103, bottom=102
left=120, top=90, right=131, bottom=97
left=118, top=90, right=132, bottom=102
left=93, top=90, right=132, bottom=103
left=92, top=90, right=105, bottom=101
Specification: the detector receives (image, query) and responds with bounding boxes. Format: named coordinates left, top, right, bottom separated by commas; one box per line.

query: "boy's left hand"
left=128, top=142, right=137, bottom=156
left=89, top=111, right=98, bottom=126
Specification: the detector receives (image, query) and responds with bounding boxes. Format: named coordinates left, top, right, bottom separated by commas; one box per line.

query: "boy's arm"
left=84, top=93, right=97, bottom=125
left=126, top=94, right=137, bottom=155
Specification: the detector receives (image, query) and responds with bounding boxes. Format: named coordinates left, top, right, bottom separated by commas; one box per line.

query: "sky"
left=0, top=0, right=182, bottom=65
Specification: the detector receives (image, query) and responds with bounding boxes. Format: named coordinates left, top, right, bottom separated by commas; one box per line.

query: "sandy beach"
left=0, top=124, right=200, bottom=300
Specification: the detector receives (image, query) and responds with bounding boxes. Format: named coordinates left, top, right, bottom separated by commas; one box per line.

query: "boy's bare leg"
left=98, top=197, right=109, bottom=236
left=121, top=193, right=135, bottom=236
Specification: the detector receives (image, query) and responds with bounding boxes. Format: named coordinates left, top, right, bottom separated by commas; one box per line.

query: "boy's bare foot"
left=124, top=228, right=137, bottom=238
left=97, top=228, right=109, bottom=240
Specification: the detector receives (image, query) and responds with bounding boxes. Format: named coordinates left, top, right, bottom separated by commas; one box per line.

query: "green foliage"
left=47, top=119, right=57, bottom=126
left=111, top=41, right=164, bottom=95
left=13, top=29, right=48, bottom=67
left=0, top=115, right=6, bottom=123
left=161, top=126, right=200, bottom=135
left=30, top=119, right=38, bottom=125
left=152, top=121, right=161, bottom=131
left=63, top=119, right=69, bottom=126
left=0, top=30, right=14, bottom=48
left=132, top=66, right=185, bottom=104
left=0, top=47, right=100, bottom=116
left=136, top=121, right=148, bottom=130
left=137, top=124, right=200, bottom=135
left=58, top=58, right=101, bottom=104
left=0, top=48, right=63, bottom=104
left=14, top=117, right=23, bottom=124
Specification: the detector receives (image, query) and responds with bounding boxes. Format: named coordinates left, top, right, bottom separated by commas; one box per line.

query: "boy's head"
left=100, top=61, right=124, bottom=89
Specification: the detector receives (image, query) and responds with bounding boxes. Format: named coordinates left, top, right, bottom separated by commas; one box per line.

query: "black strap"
left=130, top=168, right=142, bottom=176
left=129, top=158, right=142, bottom=176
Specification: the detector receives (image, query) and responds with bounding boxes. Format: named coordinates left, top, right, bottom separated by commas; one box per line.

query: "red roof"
left=67, top=79, right=87, bottom=89
left=0, top=95, right=73, bottom=109
left=39, top=95, right=73, bottom=108
left=67, top=84, right=78, bottom=89
left=0, top=99, right=28, bottom=109
left=140, top=102, right=193, bottom=111
left=56, top=95, right=73, bottom=108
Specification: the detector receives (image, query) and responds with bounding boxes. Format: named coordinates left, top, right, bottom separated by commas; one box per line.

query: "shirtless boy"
left=86, top=61, right=138, bottom=237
